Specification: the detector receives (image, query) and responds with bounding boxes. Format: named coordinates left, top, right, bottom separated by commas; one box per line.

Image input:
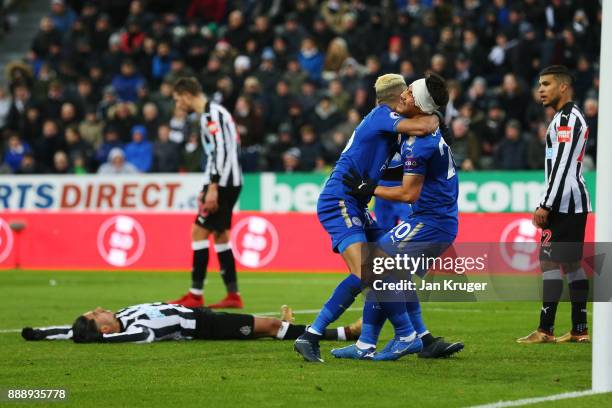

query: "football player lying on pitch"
left=21, top=303, right=361, bottom=344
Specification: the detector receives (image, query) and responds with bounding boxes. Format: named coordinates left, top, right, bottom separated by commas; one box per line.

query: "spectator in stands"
left=111, top=60, right=145, bottom=103
left=34, top=119, right=65, bottom=170
left=309, top=95, right=343, bottom=136
left=107, top=101, right=138, bottom=142
left=282, top=59, right=308, bottom=97
left=141, top=103, right=161, bottom=142
left=583, top=97, right=598, bottom=168
left=3, top=134, right=31, bottom=172
left=282, top=147, right=301, bottom=173
left=7, top=83, right=32, bottom=132
left=153, top=124, right=180, bottom=173
left=181, top=132, right=202, bottom=172
left=52, top=150, right=70, bottom=174
left=152, top=41, right=174, bottom=84
left=17, top=152, right=43, bottom=174
left=31, top=16, right=61, bottom=60
left=298, top=37, right=324, bottom=83
left=97, top=147, right=139, bottom=174
left=20, top=107, right=43, bottom=146
left=234, top=95, right=263, bottom=170
left=450, top=117, right=480, bottom=172
left=323, top=37, right=350, bottom=80
left=64, top=126, right=93, bottom=170
left=49, top=0, right=76, bottom=35
left=495, top=119, right=529, bottom=170
left=168, top=107, right=189, bottom=144
left=79, top=108, right=104, bottom=149
left=124, top=125, right=153, bottom=172
left=298, top=125, right=324, bottom=171
left=528, top=122, right=547, bottom=170
left=0, top=86, right=11, bottom=132
left=94, top=127, right=122, bottom=168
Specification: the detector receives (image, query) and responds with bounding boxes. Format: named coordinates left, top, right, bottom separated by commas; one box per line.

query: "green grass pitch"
left=0, top=270, right=609, bottom=408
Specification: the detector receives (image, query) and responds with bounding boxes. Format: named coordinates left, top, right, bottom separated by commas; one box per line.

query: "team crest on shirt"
left=240, top=325, right=252, bottom=336
left=557, top=126, right=572, bottom=143
left=546, top=148, right=553, bottom=159
left=352, top=217, right=363, bottom=227
left=207, top=121, right=219, bottom=135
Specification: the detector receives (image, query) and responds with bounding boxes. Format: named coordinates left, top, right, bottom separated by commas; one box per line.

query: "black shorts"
left=193, top=308, right=255, bottom=340
left=539, top=212, right=588, bottom=263
left=194, top=185, right=241, bottom=232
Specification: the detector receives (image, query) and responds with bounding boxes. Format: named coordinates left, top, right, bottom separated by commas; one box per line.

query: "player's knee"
left=192, top=224, right=209, bottom=241
left=213, top=230, right=230, bottom=243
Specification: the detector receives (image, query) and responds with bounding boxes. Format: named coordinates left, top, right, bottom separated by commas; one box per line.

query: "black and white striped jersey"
left=26, top=303, right=201, bottom=343
left=199, top=100, right=242, bottom=187
left=541, top=101, right=591, bottom=214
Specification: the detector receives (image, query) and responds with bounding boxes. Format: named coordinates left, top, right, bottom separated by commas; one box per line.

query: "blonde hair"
left=374, top=74, right=406, bottom=104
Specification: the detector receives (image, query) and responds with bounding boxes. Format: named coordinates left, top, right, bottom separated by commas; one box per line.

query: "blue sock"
left=379, top=300, right=415, bottom=338
left=310, top=274, right=362, bottom=334
left=358, top=290, right=386, bottom=347
left=406, top=290, right=426, bottom=335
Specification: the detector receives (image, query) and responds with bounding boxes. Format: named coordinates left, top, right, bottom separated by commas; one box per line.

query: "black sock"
left=283, top=324, right=307, bottom=340
left=421, top=333, right=435, bottom=347
left=190, top=243, right=209, bottom=291
left=569, top=279, right=589, bottom=334
left=216, top=246, right=238, bottom=293
left=539, top=277, right=563, bottom=334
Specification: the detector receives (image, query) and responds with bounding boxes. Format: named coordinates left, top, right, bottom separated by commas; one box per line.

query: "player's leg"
left=294, top=198, right=371, bottom=362
left=167, top=221, right=210, bottom=307
left=254, top=317, right=361, bottom=341
left=331, top=289, right=384, bottom=360
left=557, top=212, right=589, bottom=343
left=208, top=186, right=243, bottom=309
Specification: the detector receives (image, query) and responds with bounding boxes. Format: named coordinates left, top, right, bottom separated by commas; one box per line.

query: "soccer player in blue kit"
left=373, top=153, right=413, bottom=232
left=293, top=74, right=441, bottom=362
left=335, top=74, right=463, bottom=361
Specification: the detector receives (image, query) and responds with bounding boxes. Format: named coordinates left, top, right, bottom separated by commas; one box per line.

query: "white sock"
left=417, top=330, right=430, bottom=338
left=337, top=327, right=347, bottom=341
left=307, top=326, right=322, bottom=336
left=356, top=340, right=376, bottom=349
left=276, top=321, right=290, bottom=339
left=189, top=288, right=203, bottom=296
left=399, top=332, right=417, bottom=342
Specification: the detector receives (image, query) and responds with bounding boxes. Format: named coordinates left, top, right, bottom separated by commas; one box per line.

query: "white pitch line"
left=467, top=390, right=606, bottom=408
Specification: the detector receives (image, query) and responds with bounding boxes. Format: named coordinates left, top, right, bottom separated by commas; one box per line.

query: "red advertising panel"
left=0, top=212, right=595, bottom=273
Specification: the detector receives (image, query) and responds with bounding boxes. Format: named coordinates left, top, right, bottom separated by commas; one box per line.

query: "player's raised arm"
left=373, top=174, right=424, bottom=203
left=395, top=115, right=439, bottom=136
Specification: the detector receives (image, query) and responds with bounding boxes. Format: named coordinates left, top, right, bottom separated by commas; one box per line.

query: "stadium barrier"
left=0, top=171, right=597, bottom=212
left=0, top=211, right=594, bottom=272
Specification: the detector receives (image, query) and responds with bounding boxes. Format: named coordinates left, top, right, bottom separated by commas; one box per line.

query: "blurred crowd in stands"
left=0, top=0, right=601, bottom=175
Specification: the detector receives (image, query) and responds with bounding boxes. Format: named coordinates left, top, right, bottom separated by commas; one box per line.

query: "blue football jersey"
left=321, top=104, right=403, bottom=205
left=401, top=130, right=459, bottom=235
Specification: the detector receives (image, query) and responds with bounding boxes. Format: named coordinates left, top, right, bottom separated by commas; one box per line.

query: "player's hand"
left=342, top=169, right=376, bottom=198
left=203, top=186, right=219, bottom=214
left=533, top=206, right=549, bottom=228
left=21, top=327, right=45, bottom=341
left=434, top=111, right=453, bottom=145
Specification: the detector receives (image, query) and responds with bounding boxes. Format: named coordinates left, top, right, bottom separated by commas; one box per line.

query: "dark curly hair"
left=72, top=316, right=102, bottom=343
left=425, top=73, right=449, bottom=107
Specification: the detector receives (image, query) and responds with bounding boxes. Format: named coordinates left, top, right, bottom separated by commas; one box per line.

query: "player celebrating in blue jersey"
left=294, top=74, right=441, bottom=363
left=335, top=73, right=462, bottom=361
left=373, top=153, right=413, bottom=232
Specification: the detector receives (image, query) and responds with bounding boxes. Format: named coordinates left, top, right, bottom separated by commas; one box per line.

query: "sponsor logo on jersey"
left=404, top=157, right=419, bottom=169
left=97, top=215, right=146, bottom=267
left=207, top=121, right=219, bottom=135
left=546, top=148, right=554, bottom=159
left=557, top=126, right=572, bottom=143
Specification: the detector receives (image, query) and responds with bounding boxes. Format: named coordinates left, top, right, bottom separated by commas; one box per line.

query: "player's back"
left=322, top=104, right=402, bottom=204
left=402, top=131, right=458, bottom=236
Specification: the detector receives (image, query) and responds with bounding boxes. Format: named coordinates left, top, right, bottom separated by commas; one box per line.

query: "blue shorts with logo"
left=377, top=218, right=456, bottom=278
left=374, top=197, right=413, bottom=232
left=317, top=194, right=385, bottom=253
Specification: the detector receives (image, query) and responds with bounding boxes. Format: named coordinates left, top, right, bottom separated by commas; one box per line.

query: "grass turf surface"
left=0, top=270, right=608, bottom=408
